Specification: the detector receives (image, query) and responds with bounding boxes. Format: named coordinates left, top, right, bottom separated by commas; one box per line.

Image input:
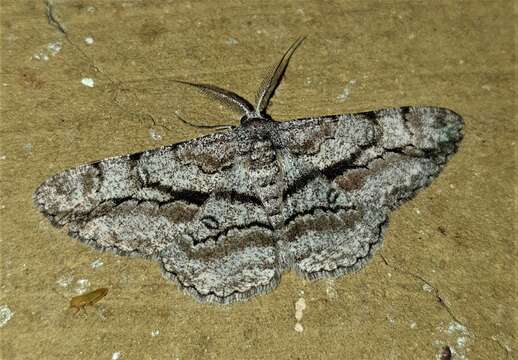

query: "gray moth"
left=34, top=37, right=463, bottom=304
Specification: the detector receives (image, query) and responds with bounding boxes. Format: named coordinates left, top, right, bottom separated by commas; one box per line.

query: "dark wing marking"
left=276, top=106, right=463, bottom=278
left=277, top=106, right=463, bottom=176
left=159, top=194, right=278, bottom=304
left=33, top=130, right=242, bottom=227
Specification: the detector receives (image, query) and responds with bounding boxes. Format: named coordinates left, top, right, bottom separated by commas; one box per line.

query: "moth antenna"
left=174, top=80, right=254, bottom=118
left=255, top=36, right=306, bottom=116
left=174, top=111, right=236, bottom=131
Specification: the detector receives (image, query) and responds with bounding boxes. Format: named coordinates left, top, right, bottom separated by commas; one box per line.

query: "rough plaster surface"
left=0, top=0, right=515, bottom=359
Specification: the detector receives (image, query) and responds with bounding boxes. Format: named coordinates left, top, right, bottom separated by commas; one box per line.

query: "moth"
left=34, top=37, right=463, bottom=304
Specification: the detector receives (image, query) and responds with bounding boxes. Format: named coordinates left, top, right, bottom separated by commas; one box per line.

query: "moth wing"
left=34, top=130, right=280, bottom=303
left=158, top=193, right=278, bottom=304
left=34, top=130, right=242, bottom=254
left=277, top=106, right=463, bottom=279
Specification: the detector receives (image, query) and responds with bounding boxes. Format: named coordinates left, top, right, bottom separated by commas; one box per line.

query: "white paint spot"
left=410, top=320, right=417, bottom=329
left=481, top=84, right=491, bottom=91
left=337, top=80, right=357, bottom=102
left=414, top=208, right=421, bottom=214
left=90, top=259, right=104, bottom=269
left=33, top=53, right=49, bottom=61
left=0, top=305, right=14, bottom=327
left=34, top=41, right=63, bottom=61
left=294, top=322, right=304, bottom=333
left=81, top=78, right=95, bottom=88
left=422, top=284, right=434, bottom=293
left=325, top=279, right=337, bottom=299
left=47, top=42, right=62, bottom=55
left=295, top=297, right=306, bottom=321
left=0, top=155, right=6, bottom=160
left=74, top=278, right=90, bottom=294
left=111, top=352, right=121, bottom=360
left=151, top=329, right=160, bottom=337
left=225, top=37, right=238, bottom=46
left=447, top=321, right=468, bottom=335
left=86, top=5, right=96, bottom=12
left=149, top=128, right=162, bottom=141
left=294, top=297, right=306, bottom=332
left=84, top=36, right=95, bottom=45
left=56, top=274, right=73, bottom=288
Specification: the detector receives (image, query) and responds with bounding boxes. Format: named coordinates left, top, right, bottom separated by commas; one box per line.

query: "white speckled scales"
left=34, top=39, right=463, bottom=304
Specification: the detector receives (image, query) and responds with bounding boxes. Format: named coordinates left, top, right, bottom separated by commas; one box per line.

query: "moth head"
left=240, top=113, right=273, bottom=126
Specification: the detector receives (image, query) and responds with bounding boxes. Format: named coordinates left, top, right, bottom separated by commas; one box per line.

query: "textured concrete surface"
left=0, top=1, right=515, bottom=359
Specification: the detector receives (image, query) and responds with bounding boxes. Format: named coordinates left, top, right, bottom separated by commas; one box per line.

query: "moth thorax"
left=248, top=140, right=283, bottom=225
left=250, top=140, right=276, bottom=166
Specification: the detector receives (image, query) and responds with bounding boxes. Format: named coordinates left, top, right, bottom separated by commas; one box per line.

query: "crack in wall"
left=42, top=1, right=174, bottom=133
left=379, top=254, right=514, bottom=359
left=487, top=336, right=513, bottom=360
left=379, top=254, right=463, bottom=325
left=43, top=0, right=114, bottom=82
left=44, top=0, right=66, bottom=34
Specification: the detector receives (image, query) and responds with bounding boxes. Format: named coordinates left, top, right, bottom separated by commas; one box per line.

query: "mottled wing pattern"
left=158, top=193, right=277, bottom=303
left=34, top=130, right=279, bottom=303
left=276, top=106, right=463, bottom=279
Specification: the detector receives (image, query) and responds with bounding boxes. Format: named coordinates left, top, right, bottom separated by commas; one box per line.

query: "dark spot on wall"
left=139, top=22, right=167, bottom=43
left=19, top=69, right=46, bottom=89
left=439, top=345, right=452, bottom=360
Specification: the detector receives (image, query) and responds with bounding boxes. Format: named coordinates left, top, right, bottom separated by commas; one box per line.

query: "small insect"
left=69, top=288, right=108, bottom=314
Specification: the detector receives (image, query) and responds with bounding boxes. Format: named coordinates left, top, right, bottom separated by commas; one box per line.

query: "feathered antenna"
left=175, top=37, right=306, bottom=122
left=255, top=36, right=306, bottom=116
left=174, top=80, right=255, bottom=119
